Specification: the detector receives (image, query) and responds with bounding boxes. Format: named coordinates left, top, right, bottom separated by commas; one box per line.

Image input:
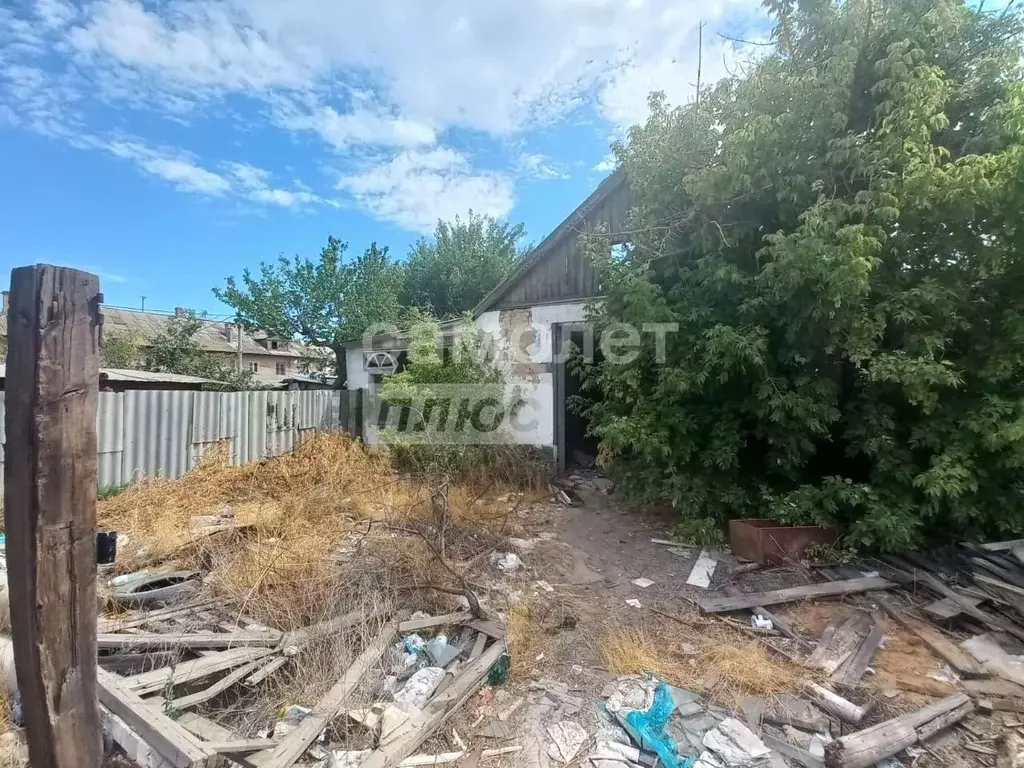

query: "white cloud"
left=518, top=153, right=568, bottom=180
left=280, top=104, right=436, bottom=150
left=229, top=161, right=334, bottom=207
left=339, top=148, right=515, bottom=233
left=594, top=153, right=617, bottom=173
left=59, top=0, right=764, bottom=133
left=105, top=140, right=232, bottom=195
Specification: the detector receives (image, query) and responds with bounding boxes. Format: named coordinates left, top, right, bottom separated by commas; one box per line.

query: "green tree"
left=401, top=212, right=525, bottom=317
left=214, top=237, right=404, bottom=385
left=100, top=331, right=142, bottom=368
left=144, top=314, right=253, bottom=389
left=579, top=0, right=1024, bottom=550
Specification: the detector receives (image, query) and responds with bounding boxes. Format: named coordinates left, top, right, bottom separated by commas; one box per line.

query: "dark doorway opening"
left=554, top=324, right=602, bottom=472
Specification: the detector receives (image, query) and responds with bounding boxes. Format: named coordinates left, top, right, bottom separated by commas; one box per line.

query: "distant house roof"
left=0, top=364, right=220, bottom=390
left=99, top=306, right=319, bottom=359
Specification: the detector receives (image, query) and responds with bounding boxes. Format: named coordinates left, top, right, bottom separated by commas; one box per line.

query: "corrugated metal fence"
left=0, top=389, right=340, bottom=488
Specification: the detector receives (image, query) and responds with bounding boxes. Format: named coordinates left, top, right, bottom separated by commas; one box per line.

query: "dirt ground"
left=437, top=480, right=1003, bottom=768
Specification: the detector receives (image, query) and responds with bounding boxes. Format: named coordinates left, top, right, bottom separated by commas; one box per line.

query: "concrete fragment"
left=394, top=667, right=444, bottom=710
left=686, top=551, right=718, bottom=589
left=490, top=552, right=523, bottom=572
left=545, top=721, right=587, bottom=764
left=702, top=717, right=771, bottom=766
left=632, top=578, right=655, bottom=589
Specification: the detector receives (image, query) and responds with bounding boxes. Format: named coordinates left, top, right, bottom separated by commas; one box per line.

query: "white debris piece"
left=546, top=721, right=588, bottom=764
left=750, top=615, right=774, bottom=631
left=602, top=675, right=656, bottom=714
left=590, top=741, right=645, bottom=768
left=535, top=581, right=555, bottom=593
left=693, top=751, right=726, bottom=768
left=394, top=667, right=445, bottom=710
left=702, top=718, right=771, bottom=766
left=631, top=577, right=655, bottom=589
left=686, top=551, right=718, bottom=589
left=271, top=705, right=313, bottom=740
left=328, top=749, right=372, bottom=767
left=625, top=598, right=642, bottom=608
left=490, top=552, right=523, bottom=572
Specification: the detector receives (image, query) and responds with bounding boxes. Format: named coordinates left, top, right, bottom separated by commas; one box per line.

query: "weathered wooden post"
left=3, top=265, right=102, bottom=768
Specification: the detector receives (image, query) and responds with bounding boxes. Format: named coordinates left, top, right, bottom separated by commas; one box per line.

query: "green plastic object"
left=488, top=653, right=511, bottom=685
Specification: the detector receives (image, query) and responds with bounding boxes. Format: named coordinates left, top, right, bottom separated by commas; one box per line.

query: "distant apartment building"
left=98, top=306, right=326, bottom=380
left=0, top=292, right=326, bottom=382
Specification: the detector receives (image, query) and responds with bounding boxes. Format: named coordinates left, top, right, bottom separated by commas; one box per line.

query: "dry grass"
left=97, top=433, right=528, bottom=630
left=507, top=602, right=550, bottom=681
left=599, top=624, right=810, bottom=708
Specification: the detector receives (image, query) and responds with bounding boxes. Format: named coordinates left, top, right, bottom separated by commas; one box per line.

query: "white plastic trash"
left=394, top=667, right=444, bottom=710
left=750, top=615, right=774, bottom=630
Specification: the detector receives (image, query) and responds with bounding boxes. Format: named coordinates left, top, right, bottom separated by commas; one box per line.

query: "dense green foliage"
left=215, top=238, right=404, bottom=383
left=100, top=330, right=143, bottom=368
left=401, top=213, right=525, bottom=317
left=579, top=0, right=1024, bottom=550
left=216, top=216, right=524, bottom=383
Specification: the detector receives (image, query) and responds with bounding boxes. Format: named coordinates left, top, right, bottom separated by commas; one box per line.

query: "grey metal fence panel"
left=0, top=389, right=339, bottom=488
left=97, top=393, right=125, bottom=488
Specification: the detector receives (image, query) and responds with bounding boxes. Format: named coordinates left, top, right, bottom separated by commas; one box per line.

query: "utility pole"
left=140, top=295, right=146, bottom=311
left=236, top=318, right=244, bottom=372
left=4, top=265, right=103, bottom=768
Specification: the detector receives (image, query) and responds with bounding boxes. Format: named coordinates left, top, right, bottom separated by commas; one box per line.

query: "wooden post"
left=3, top=265, right=102, bottom=768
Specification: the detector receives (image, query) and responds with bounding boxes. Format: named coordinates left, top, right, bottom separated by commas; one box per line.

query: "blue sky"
left=0, top=0, right=767, bottom=319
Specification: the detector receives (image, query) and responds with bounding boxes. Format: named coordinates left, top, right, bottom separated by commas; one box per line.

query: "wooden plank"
left=808, top=613, right=871, bottom=675
left=963, top=676, right=1024, bottom=699
left=245, top=656, right=290, bottom=686
left=979, top=539, right=1024, bottom=552
left=398, top=613, right=473, bottom=634
left=923, top=595, right=983, bottom=621
left=361, top=641, right=507, bottom=768
left=877, top=598, right=988, bottom=678
left=167, top=658, right=269, bottom=711
left=833, top=625, right=883, bottom=687
left=699, top=577, right=895, bottom=613
left=467, top=620, right=506, bottom=639
left=874, top=672, right=956, bottom=698
left=804, top=682, right=867, bottom=725
left=468, top=632, right=486, bottom=662
left=249, top=621, right=399, bottom=768
left=899, top=559, right=1024, bottom=643
left=824, top=694, right=970, bottom=768
left=974, top=573, right=1024, bottom=599
left=98, top=598, right=233, bottom=633
left=686, top=550, right=718, bottom=588
left=98, top=630, right=282, bottom=651
left=207, top=741, right=279, bottom=754
left=127, top=647, right=277, bottom=695
left=3, top=265, right=104, bottom=768
left=97, top=667, right=214, bottom=768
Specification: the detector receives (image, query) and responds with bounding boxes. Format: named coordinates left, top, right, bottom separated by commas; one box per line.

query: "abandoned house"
left=344, top=169, right=630, bottom=469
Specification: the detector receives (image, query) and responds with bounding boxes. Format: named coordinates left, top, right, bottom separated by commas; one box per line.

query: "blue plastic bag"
left=622, top=682, right=694, bottom=768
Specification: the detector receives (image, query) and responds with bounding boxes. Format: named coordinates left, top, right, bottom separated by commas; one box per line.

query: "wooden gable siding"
left=476, top=169, right=631, bottom=313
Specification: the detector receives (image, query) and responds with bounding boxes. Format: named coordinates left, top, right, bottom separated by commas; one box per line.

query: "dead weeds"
left=599, top=621, right=811, bottom=708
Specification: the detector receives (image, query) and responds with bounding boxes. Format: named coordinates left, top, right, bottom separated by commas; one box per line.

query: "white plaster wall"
left=345, top=347, right=370, bottom=390
left=351, top=301, right=591, bottom=447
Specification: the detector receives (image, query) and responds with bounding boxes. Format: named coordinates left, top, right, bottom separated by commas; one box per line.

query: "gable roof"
left=100, top=307, right=318, bottom=359
left=473, top=168, right=629, bottom=315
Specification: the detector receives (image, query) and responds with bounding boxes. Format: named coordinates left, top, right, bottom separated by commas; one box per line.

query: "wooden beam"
left=249, top=621, right=399, bottom=768
left=979, top=538, right=1024, bottom=552
left=832, top=625, right=883, bottom=687
left=398, top=612, right=473, bottom=633
left=804, top=682, right=867, bottom=725
left=699, top=577, right=895, bottom=613
left=97, top=630, right=282, bottom=651
left=97, top=667, right=214, bottom=768
left=127, top=647, right=277, bottom=695
left=98, top=598, right=233, bottom=633
left=166, top=657, right=270, bottom=711
left=3, top=265, right=103, bottom=768
left=824, top=694, right=970, bottom=768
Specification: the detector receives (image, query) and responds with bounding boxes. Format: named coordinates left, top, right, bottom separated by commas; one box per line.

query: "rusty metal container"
left=729, top=518, right=840, bottom=566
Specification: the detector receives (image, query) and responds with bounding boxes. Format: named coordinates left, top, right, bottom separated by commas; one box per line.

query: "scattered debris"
left=632, top=578, right=656, bottom=589
left=686, top=551, right=718, bottom=589
left=626, top=599, right=643, bottom=609
left=545, top=721, right=588, bottom=763
left=489, top=552, right=523, bottom=572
